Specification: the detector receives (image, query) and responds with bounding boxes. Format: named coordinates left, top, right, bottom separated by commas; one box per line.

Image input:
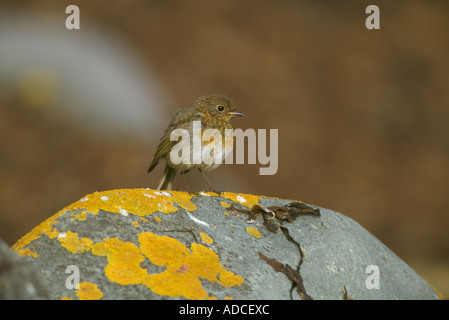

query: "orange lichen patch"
left=60, top=296, right=72, bottom=300
left=220, top=192, right=262, bottom=209
left=75, top=282, right=104, bottom=300
left=46, top=228, right=60, bottom=239
left=57, top=231, right=94, bottom=254
left=91, top=238, right=148, bottom=285
left=131, top=221, right=139, bottom=228
left=220, top=202, right=231, bottom=216
left=154, top=216, right=162, bottom=222
left=61, top=189, right=198, bottom=217
left=139, top=232, right=189, bottom=266
left=63, top=189, right=179, bottom=216
left=12, top=211, right=62, bottom=257
left=170, top=191, right=197, bottom=211
left=16, top=247, right=39, bottom=258
left=12, top=189, right=199, bottom=258
left=427, top=283, right=445, bottom=300
left=200, top=232, right=214, bottom=244
left=246, top=227, right=262, bottom=238
left=138, top=231, right=244, bottom=299
left=90, top=233, right=243, bottom=299
left=220, top=201, right=231, bottom=208
left=140, top=217, right=149, bottom=222
left=71, top=212, right=87, bottom=221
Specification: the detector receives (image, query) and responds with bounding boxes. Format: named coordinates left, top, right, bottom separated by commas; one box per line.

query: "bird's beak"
left=229, top=111, right=244, bottom=117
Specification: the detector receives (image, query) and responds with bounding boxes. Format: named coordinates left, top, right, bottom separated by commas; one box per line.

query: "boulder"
left=0, top=238, right=48, bottom=299
left=12, top=189, right=440, bottom=300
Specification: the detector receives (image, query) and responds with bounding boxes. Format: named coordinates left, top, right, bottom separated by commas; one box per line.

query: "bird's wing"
left=147, top=131, right=177, bottom=173
left=148, top=107, right=201, bottom=173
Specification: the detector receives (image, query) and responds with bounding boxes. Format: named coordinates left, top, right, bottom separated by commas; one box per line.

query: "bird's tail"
left=157, top=164, right=177, bottom=190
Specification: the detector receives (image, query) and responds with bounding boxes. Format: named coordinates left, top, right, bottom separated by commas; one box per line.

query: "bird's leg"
left=198, top=169, right=220, bottom=194
left=180, top=170, right=192, bottom=194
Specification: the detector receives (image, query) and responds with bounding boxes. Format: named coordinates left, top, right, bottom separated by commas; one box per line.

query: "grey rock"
left=11, top=189, right=440, bottom=300
left=0, top=238, right=48, bottom=299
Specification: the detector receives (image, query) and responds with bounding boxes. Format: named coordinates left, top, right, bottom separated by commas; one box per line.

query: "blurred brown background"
left=1, top=0, right=448, bottom=295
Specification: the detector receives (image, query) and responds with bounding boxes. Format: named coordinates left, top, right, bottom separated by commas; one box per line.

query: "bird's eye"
left=217, top=105, right=225, bottom=112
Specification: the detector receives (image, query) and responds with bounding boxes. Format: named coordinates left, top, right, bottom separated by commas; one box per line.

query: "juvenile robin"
left=148, top=94, right=244, bottom=191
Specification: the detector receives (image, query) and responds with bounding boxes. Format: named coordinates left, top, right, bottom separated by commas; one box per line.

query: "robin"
left=148, top=94, right=244, bottom=191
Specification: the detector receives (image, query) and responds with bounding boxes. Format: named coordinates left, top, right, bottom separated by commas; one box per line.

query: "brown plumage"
left=148, top=94, right=244, bottom=190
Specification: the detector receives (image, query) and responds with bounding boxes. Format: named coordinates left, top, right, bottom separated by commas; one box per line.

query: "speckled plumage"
left=148, top=94, right=244, bottom=190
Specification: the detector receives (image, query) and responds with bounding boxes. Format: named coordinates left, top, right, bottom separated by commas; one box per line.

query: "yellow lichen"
left=58, top=231, right=94, bottom=254
left=220, top=201, right=231, bottom=208
left=63, top=189, right=178, bottom=216
left=200, top=232, right=214, bottom=244
left=246, top=227, right=262, bottom=238
left=16, top=247, right=39, bottom=258
left=61, top=189, right=198, bottom=217
left=90, top=233, right=243, bottom=299
left=12, top=188, right=253, bottom=300
left=154, top=216, right=162, bottom=222
left=13, top=212, right=61, bottom=257
left=46, top=228, right=60, bottom=239
left=11, top=189, right=200, bottom=259
left=131, top=221, right=139, bottom=228
left=91, top=238, right=148, bottom=285
left=71, top=212, right=87, bottom=221
left=170, top=191, right=198, bottom=211
left=139, top=231, right=244, bottom=299
left=75, top=282, right=104, bottom=300
left=220, top=192, right=262, bottom=209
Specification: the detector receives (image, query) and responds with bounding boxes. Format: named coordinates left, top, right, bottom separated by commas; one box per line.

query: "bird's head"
left=194, top=94, right=244, bottom=122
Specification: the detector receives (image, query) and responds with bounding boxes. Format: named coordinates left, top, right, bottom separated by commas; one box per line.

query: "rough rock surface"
left=0, top=238, right=48, bottom=299
left=12, top=189, right=440, bottom=300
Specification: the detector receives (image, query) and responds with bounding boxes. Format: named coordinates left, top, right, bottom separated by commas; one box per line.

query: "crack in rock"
left=258, top=220, right=313, bottom=300
left=342, top=285, right=353, bottom=300
left=228, top=201, right=320, bottom=233
left=258, top=251, right=312, bottom=300
left=279, top=226, right=309, bottom=300
left=229, top=201, right=319, bottom=300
